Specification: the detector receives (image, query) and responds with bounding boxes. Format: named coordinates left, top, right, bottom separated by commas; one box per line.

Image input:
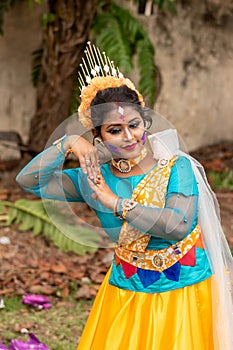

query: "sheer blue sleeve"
left=16, top=146, right=84, bottom=202
left=125, top=156, right=199, bottom=240
left=166, top=156, right=199, bottom=198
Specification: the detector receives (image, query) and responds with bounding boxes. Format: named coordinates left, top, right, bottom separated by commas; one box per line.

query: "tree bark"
left=28, top=0, right=97, bottom=153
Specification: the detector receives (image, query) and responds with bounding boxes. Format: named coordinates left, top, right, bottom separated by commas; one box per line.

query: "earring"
left=144, top=120, right=150, bottom=130
left=93, top=136, right=112, bottom=163
left=93, top=136, right=105, bottom=147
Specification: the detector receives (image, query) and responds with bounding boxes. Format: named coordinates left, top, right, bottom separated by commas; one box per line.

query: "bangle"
left=114, top=197, right=123, bottom=219
left=122, top=199, right=137, bottom=219
left=53, top=135, right=68, bottom=155
left=64, top=148, right=73, bottom=158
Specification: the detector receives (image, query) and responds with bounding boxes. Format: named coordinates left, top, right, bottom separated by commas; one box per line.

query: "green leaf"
left=137, top=38, right=156, bottom=105
left=33, top=217, right=43, bottom=235
left=207, top=170, right=233, bottom=190
left=93, top=11, right=133, bottom=73
left=34, top=0, right=44, bottom=5
left=19, top=213, right=35, bottom=231
left=40, top=12, right=56, bottom=29
left=153, top=0, right=176, bottom=12
left=0, top=199, right=99, bottom=256
left=6, top=207, right=18, bottom=225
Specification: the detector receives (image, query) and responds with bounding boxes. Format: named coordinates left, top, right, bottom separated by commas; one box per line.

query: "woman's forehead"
left=103, top=106, right=141, bottom=124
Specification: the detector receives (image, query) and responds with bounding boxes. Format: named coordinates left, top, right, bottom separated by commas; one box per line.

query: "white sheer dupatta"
left=148, top=129, right=233, bottom=350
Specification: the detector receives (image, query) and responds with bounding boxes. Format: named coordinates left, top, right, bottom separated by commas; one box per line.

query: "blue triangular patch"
left=163, top=262, right=181, bottom=281
left=137, top=268, right=161, bottom=288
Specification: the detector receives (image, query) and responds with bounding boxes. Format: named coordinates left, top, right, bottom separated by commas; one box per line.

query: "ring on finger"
left=85, top=159, right=91, bottom=164
left=95, top=175, right=104, bottom=185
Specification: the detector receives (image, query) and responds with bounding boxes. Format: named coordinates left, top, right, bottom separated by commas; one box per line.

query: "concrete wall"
left=125, top=0, right=233, bottom=150
left=0, top=1, right=232, bottom=150
left=0, top=2, right=44, bottom=144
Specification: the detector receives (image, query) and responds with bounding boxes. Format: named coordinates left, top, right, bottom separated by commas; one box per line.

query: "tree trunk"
left=28, top=0, right=97, bottom=153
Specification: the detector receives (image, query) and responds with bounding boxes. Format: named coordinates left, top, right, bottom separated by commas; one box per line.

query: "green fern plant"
left=153, top=0, right=176, bottom=12
left=207, top=170, right=233, bottom=190
left=92, top=2, right=157, bottom=106
left=0, top=199, right=100, bottom=255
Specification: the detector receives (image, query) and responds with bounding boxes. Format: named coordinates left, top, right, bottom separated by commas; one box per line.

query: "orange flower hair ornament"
left=77, top=42, right=144, bottom=129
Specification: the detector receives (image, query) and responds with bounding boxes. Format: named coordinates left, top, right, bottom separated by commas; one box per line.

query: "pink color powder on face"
left=108, top=144, right=120, bottom=153
left=141, top=131, right=146, bottom=145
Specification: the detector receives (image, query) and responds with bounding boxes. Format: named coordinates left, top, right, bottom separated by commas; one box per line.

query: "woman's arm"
left=87, top=156, right=198, bottom=241
left=124, top=193, right=197, bottom=240
left=124, top=156, right=198, bottom=240
left=16, top=135, right=100, bottom=201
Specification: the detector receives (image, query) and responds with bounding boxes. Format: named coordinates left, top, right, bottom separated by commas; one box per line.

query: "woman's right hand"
left=63, top=135, right=100, bottom=181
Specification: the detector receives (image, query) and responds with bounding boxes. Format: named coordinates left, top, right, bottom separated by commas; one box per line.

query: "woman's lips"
left=122, top=143, right=137, bottom=151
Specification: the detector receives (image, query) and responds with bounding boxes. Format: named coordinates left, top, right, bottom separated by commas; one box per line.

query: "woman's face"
left=100, top=106, right=146, bottom=159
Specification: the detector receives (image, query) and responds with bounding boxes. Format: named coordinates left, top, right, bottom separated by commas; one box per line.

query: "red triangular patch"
left=179, top=246, right=196, bottom=266
left=121, top=260, right=137, bottom=278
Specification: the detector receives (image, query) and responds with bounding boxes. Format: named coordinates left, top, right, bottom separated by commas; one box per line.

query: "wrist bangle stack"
left=114, top=197, right=123, bottom=218
left=121, top=199, right=137, bottom=219
left=114, top=198, right=137, bottom=220
left=53, top=135, right=73, bottom=157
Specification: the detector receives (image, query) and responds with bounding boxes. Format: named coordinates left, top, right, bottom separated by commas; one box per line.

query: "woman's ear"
left=92, top=128, right=98, bottom=137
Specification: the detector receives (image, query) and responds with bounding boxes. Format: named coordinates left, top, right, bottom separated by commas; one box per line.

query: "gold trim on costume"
left=114, top=156, right=201, bottom=272
left=115, top=225, right=201, bottom=272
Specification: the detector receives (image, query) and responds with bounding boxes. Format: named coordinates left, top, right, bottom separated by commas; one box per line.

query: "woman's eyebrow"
left=105, top=117, right=140, bottom=129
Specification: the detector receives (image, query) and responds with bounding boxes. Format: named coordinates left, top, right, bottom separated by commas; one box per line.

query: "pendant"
left=115, top=159, right=132, bottom=173
left=152, top=254, right=164, bottom=268
left=111, top=147, right=147, bottom=173
left=158, top=158, right=169, bottom=168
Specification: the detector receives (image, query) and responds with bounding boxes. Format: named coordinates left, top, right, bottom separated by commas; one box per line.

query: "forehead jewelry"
left=78, top=41, right=124, bottom=92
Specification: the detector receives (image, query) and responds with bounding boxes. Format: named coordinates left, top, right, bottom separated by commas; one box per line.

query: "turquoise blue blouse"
left=16, top=152, right=212, bottom=293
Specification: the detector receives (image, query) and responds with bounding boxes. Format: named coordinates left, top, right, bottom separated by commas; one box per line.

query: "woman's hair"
left=90, top=85, right=152, bottom=136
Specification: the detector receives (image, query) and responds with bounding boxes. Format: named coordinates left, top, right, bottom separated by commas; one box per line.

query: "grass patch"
left=207, top=170, right=233, bottom=190
left=0, top=295, right=93, bottom=349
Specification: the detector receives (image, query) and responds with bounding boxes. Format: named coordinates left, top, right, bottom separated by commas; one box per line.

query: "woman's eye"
left=130, top=122, right=140, bottom=129
left=108, top=128, right=122, bottom=134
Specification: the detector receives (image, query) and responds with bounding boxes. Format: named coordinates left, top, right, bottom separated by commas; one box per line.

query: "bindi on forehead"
left=103, top=105, right=141, bottom=125
left=117, top=106, right=126, bottom=121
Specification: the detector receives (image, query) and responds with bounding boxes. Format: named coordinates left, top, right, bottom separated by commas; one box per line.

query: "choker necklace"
left=111, top=147, right=147, bottom=173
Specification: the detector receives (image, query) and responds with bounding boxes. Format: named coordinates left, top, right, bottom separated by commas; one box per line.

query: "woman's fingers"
left=87, top=176, right=98, bottom=193
left=79, top=156, right=87, bottom=174
left=87, top=175, right=117, bottom=210
left=84, top=148, right=100, bottom=181
left=87, top=173, right=104, bottom=193
left=67, top=137, right=101, bottom=179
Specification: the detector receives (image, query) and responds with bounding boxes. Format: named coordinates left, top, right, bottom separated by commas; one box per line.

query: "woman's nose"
left=123, top=127, right=133, bottom=141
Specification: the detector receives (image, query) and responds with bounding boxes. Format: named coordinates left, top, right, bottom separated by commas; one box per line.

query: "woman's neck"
left=110, top=151, right=156, bottom=178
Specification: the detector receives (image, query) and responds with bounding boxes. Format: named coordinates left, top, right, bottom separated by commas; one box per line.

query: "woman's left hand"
left=87, top=173, right=118, bottom=210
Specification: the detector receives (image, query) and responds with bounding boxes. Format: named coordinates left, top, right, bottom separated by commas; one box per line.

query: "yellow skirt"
left=77, top=268, right=214, bottom=350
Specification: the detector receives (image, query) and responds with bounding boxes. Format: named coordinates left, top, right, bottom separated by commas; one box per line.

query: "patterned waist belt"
left=115, top=225, right=202, bottom=272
